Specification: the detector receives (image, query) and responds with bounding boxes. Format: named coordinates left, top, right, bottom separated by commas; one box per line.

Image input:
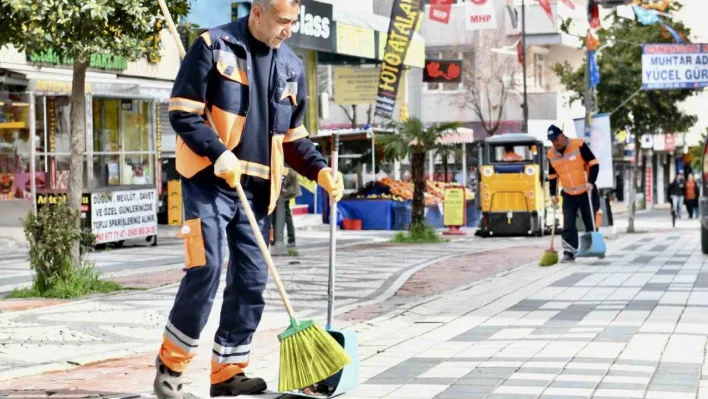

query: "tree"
left=456, top=29, right=521, bottom=136
left=0, top=0, right=190, bottom=267
left=553, top=3, right=697, bottom=233
left=339, top=104, right=374, bottom=129
left=690, top=128, right=707, bottom=173
left=379, top=117, right=459, bottom=226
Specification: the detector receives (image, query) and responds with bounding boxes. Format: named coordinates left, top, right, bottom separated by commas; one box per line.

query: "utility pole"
left=584, top=3, right=593, bottom=141
left=521, top=0, right=529, bottom=133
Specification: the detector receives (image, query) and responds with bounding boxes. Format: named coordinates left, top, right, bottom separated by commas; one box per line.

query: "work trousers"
left=158, top=177, right=271, bottom=385
left=562, top=188, right=600, bottom=258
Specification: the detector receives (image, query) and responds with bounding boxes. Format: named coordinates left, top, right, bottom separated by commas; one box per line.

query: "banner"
left=375, top=0, right=423, bottom=119
left=574, top=114, right=614, bottom=190
left=642, top=43, right=708, bottom=90
left=465, top=0, right=497, bottom=31
left=91, top=189, right=158, bottom=244
left=423, top=60, right=462, bottom=83
left=429, top=0, right=453, bottom=24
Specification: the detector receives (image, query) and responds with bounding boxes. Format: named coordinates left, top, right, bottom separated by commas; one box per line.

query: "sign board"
left=665, top=134, right=676, bottom=151
left=641, top=134, right=654, bottom=149
left=429, top=0, right=453, bottom=24
left=443, top=185, right=466, bottom=226
left=288, top=0, right=336, bottom=52
left=465, top=0, right=498, bottom=31
left=336, top=23, right=375, bottom=60
left=28, top=50, right=128, bottom=70
left=424, top=59, right=462, bottom=84
left=573, top=115, right=614, bottom=189
left=333, top=67, right=405, bottom=105
left=642, top=43, right=708, bottom=90
left=35, top=192, right=92, bottom=229
left=91, top=189, right=158, bottom=244
left=375, top=0, right=423, bottom=118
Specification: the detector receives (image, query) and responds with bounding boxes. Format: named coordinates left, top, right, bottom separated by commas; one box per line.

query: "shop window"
left=92, top=97, right=156, bottom=188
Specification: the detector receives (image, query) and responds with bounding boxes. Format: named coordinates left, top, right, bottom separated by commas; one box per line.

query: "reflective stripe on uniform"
left=240, top=161, right=270, bottom=180
left=168, top=97, right=205, bottom=114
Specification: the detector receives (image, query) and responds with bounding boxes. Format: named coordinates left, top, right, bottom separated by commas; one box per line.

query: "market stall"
left=323, top=178, right=478, bottom=230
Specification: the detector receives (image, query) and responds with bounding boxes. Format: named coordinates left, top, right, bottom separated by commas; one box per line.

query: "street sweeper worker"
left=547, top=125, right=600, bottom=263
left=153, top=0, right=344, bottom=397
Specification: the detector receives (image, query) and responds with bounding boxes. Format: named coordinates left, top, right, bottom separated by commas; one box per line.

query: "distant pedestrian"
left=668, top=174, right=685, bottom=219
left=281, top=168, right=301, bottom=247
left=685, top=174, right=698, bottom=219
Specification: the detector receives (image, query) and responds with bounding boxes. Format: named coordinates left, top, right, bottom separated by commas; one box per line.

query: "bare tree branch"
left=455, top=28, right=521, bottom=136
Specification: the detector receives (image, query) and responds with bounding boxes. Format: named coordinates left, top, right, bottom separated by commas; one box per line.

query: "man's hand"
left=318, top=168, right=344, bottom=202
left=214, top=151, right=241, bottom=188
left=551, top=196, right=559, bottom=206
left=586, top=182, right=594, bottom=191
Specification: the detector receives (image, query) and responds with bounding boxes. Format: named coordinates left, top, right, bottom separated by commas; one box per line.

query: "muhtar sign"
left=642, top=43, right=708, bottom=90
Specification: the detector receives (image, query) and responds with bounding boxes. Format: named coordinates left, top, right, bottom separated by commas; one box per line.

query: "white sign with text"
left=91, top=189, right=157, bottom=244
left=465, top=0, right=498, bottom=31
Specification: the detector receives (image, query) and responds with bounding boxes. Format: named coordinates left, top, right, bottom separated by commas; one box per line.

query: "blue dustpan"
left=576, top=190, right=606, bottom=259
left=280, top=132, right=358, bottom=399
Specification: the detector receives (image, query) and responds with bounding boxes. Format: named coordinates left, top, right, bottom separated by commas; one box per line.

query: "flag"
left=586, top=31, right=599, bottom=51
left=658, top=20, right=684, bottom=43
left=560, top=0, right=575, bottom=9
left=429, top=0, right=453, bottom=24
left=588, top=2, right=601, bottom=29
left=517, top=38, right=524, bottom=65
left=632, top=4, right=659, bottom=25
left=589, top=50, right=600, bottom=88
left=536, top=0, right=553, bottom=22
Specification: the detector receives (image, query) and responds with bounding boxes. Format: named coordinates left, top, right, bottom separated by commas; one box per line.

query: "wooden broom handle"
left=157, top=0, right=297, bottom=319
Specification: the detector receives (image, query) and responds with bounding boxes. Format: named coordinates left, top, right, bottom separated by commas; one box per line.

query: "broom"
left=539, top=205, right=559, bottom=266
left=156, top=0, right=350, bottom=392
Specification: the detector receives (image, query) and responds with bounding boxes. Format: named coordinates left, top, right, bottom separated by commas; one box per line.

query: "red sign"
left=664, top=134, right=676, bottom=151
left=429, top=0, right=453, bottom=24
left=560, top=0, right=575, bottom=9
left=424, top=59, right=462, bottom=83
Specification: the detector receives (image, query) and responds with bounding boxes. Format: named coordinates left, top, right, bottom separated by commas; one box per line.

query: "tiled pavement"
left=344, top=228, right=708, bottom=399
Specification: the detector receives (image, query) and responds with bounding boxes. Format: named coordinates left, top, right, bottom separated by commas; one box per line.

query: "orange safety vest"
left=547, top=138, right=598, bottom=196
left=503, top=152, right=523, bottom=161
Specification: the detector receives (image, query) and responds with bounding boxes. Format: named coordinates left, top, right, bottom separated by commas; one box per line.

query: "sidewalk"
left=2, top=219, right=705, bottom=398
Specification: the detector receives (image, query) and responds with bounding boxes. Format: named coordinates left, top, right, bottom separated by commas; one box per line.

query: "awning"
left=334, top=10, right=425, bottom=68
left=0, top=63, right=174, bottom=101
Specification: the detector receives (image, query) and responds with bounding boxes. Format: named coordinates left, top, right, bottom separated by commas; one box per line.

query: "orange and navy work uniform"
left=160, top=17, right=327, bottom=385
left=547, top=138, right=600, bottom=258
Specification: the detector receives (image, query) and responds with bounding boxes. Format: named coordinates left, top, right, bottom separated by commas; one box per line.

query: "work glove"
left=318, top=167, right=344, bottom=203
left=214, top=151, right=241, bottom=188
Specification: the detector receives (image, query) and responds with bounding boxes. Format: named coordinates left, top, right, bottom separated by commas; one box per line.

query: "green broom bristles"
left=277, top=318, right=351, bottom=392
left=539, top=249, right=558, bottom=267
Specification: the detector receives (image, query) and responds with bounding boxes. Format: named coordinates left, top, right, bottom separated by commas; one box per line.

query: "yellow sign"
left=167, top=180, right=183, bottom=225
left=333, top=67, right=405, bottom=105
left=336, top=24, right=375, bottom=60
left=443, top=186, right=466, bottom=227
left=34, top=80, right=93, bottom=94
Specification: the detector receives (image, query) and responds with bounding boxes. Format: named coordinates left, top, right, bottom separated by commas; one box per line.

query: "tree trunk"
left=367, top=104, right=374, bottom=125
left=443, top=154, right=449, bottom=183
left=351, top=104, right=357, bottom=128
left=68, top=61, right=88, bottom=268
left=411, top=151, right=426, bottom=226
left=626, top=134, right=640, bottom=233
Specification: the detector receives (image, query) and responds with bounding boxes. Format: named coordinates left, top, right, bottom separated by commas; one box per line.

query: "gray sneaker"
left=154, top=356, right=185, bottom=399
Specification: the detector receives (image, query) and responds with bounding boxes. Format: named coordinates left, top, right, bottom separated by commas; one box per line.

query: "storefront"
left=0, top=34, right=180, bottom=243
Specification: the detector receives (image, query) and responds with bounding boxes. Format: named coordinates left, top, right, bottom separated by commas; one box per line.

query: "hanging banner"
left=375, top=0, right=423, bottom=119
left=641, top=43, right=708, bottom=90
left=465, top=0, right=498, bottom=31
left=429, top=0, right=453, bottom=24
